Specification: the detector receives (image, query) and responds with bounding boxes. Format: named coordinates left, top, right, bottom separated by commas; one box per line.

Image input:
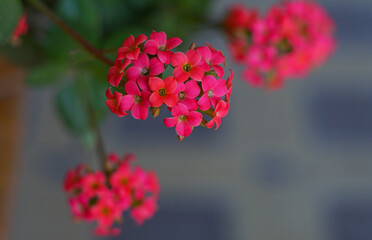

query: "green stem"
left=26, top=0, right=114, bottom=67
left=79, top=79, right=108, bottom=174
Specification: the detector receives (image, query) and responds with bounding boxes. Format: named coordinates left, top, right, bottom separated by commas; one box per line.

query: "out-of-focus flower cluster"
left=11, top=13, right=28, bottom=45
left=224, top=0, right=335, bottom=89
left=64, top=153, right=160, bottom=236
left=106, top=31, right=233, bottom=141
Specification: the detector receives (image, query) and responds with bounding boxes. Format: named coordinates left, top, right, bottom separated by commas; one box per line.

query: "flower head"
left=224, top=0, right=335, bottom=89
left=64, top=153, right=159, bottom=237
left=106, top=32, right=234, bottom=139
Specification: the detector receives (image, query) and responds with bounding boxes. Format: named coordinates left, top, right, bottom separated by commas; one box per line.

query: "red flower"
left=171, top=50, right=205, bottom=82
left=117, top=34, right=147, bottom=60
left=149, top=76, right=178, bottom=107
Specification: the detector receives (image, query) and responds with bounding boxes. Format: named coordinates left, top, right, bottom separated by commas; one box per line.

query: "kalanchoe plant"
left=106, top=32, right=233, bottom=141
left=223, top=0, right=335, bottom=89
left=64, top=153, right=160, bottom=236
left=1, top=0, right=336, bottom=238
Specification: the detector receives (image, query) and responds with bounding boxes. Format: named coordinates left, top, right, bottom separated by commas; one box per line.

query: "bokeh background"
left=1, top=0, right=372, bottom=239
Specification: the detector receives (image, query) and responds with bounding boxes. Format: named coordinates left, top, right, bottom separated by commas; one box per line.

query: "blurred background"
left=1, top=0, right=372, bottom=239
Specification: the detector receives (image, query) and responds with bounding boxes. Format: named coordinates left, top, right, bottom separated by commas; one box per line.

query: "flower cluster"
left=106, top=31, right=233, bottom=140
left=11, top=13, right=28, bottom=45
left=224, top=0, right=335, bottom=89
left=64, top=153, right=160, bottom=236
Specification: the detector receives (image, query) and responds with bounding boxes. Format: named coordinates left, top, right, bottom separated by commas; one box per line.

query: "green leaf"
left=55, top=68, right=109, bottom=147
left=26, top=63, right=69, bottom=87
left=56, top=80, right=89, bottom=136
left=0, top=0, right=22, bottom=44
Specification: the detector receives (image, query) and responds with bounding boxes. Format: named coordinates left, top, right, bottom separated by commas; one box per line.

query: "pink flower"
left=105, top=88, right=128, bottom=117
left=175, top=80, right=200, bottom=111
left=121, top=81, right=151, bottom=120
left=224, top=0, right=335, bottom=89
left=91, top=193, right=122, bottom=229
left=224, top=4, right=258, bottom=31
left=110, top=163, right=132, bottom=191
left=163, top=103, right=202, bottom=139
left=171, top=50, right=205, bottom=82
left=144, top=31, right=183, bottom=64
left=228, top=38, right=249, bottom=62
left=64, top=164, right=86, bottom=193
left=117, top=34, right=147, bottom=60
left=64, top=153, right=160, bottom=237
left=107, top=59, right=131, bottom=87
left=198, top=75, right=227, bottom=111
left=131, top=197, right=157, bottom=225
left=126, top=53, right=165, bottom=90
left=106, top=32, right=233, bottom=139
left=206, top=100, right=230, bottom=129
left=11, top=13, right=28, bottom=44
left=149, top=76, right=178, bottom=107
left=196, top=44, right=226, bottom=78
left=68, top=195, right=92, bottom=220
left=144, top=171, right=160, bottom=197
left=81, top=172, right=106, bottom=196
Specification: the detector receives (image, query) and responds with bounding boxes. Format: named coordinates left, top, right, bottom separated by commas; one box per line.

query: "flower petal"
left=150, top=31, right=167, bottom=46
left=171, top=52, right=187, bottom=67
left=125, top=81, right=141, bottom=96
left=164, top=76, right=177, bottom=93
left=176, top=121, right=192, bottom=137
left=186, top=50, right=201, bottom=66
left=163, top=117, right=178, bottom=127
left=149, top=92, right=163, bottom=107
left=189, top=66, right=204, bottom=81
left=149, top=77, right=164, bottom=92
left=171, top=103, right=188, bottom=116
left=158, top=51, right=172, bottom=64
left=122, top=35, right=134, bottom=47
left=131, top=103, right=148, bottom=120
left=196, top=46, right=211, bottom=60
left=212, top=65, right=225, bottom=78
left=173, top=67, right=189, bottom=83
left=144, top=39, right=159, bottom=55
left=134, top=34, right=148, bottom=46
left=133, top=53, right=149, bottom=68
left=149, top=57, right=165, bottom=76
left=120, top=95, right=135, bottom=111
left=180, top=98, right=197, bottom=111
left=126, top=66, right=141, bottom=81
left=201, top=75, right=216, bottom=92
left=163, top=94, right=178, bottom=107
left=137, top=76, right=150, bottom=91
left=187, top=111, right=202, bottom=126
left=166, top=37, right=182, bottom=50
left=106, top=88, right=113, bottom=99
left=212, top=79, right=228, bottom=97
left=184, top=80, right=200, bottom=98
left=197, top=93, right=210, bottom=111
left=125, top=47, right=140, bottom=60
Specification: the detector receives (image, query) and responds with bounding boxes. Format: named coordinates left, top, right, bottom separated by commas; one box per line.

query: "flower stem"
left=79, top=79, right=108, bottom=174
left=26, top=0, right=114, bottom=66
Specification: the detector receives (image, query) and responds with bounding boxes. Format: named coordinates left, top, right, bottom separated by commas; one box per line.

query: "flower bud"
left=151, top=107, right=161, bottom=118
